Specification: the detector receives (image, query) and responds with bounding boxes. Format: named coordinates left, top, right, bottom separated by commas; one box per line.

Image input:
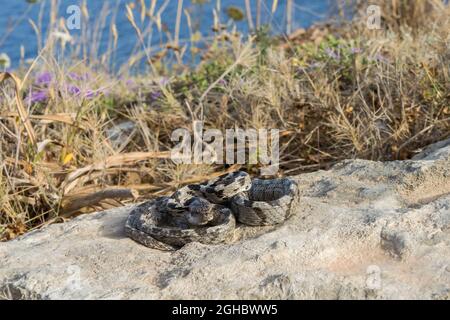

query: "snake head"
left=186, top=197, right=214, bottom=226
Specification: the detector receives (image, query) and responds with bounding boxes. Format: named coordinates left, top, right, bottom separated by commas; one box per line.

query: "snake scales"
left=125, top=171, right=299, bottom=251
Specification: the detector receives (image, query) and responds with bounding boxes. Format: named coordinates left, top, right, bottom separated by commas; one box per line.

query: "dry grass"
left=0, top=1, right=449, bottom=240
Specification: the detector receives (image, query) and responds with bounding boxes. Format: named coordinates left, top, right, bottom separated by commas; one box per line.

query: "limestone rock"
left=1, top=140, right=449, bottom=300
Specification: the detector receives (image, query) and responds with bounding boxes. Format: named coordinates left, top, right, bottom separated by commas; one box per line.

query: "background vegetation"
left=0, top=0, right=449, bottom=240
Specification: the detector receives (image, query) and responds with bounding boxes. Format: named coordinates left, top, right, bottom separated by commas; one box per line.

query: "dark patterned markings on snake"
left=125, top=171, right=299, bottom=250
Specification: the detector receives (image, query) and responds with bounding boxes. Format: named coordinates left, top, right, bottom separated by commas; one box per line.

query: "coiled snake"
left=125, top=171, right=299, bottom=251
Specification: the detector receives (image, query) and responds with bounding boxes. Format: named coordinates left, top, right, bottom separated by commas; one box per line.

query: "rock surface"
left=1, top=139, right=449, bottom=300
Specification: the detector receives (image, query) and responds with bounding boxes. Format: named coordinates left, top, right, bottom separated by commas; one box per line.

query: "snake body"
left=125, top=171, right=298, bottom=250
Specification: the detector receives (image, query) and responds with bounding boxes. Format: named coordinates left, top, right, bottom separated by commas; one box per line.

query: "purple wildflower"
left=218, top=79, right=227, bottom=86
left=85, top=90, right=96, bottom=99
left=67, top=85, right=81, bottom=96
left=125, top=79, right=137, bottom=89
left=325, top=48, right=340, bottom=60
left=68, top=72, right=81, bottom=81
left=351, top=47, right=362, bottom=54
left=85, top=89, right=104, bottom=99
left=36, top=72, right=52, bottom=86
left=27, top=90, right=48, bottom=104
left=68, top=72, right=89, bottom=81
left=159, top=77, right=169, bottom=86
left=151, top=91, right=162, bottom=101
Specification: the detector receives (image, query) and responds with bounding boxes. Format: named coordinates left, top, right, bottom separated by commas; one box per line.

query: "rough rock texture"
left=1, top=139, right=449, bottom=300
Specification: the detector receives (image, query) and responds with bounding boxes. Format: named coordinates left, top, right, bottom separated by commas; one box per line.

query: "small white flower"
left=0, top=53, right=11, bottom=69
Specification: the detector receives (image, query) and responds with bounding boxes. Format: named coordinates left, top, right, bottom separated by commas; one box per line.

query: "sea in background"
left=0, top=0, right=333, bottom=70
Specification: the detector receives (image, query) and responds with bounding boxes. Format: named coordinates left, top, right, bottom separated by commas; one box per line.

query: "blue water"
left=0, top=0, right=332, bottom=70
